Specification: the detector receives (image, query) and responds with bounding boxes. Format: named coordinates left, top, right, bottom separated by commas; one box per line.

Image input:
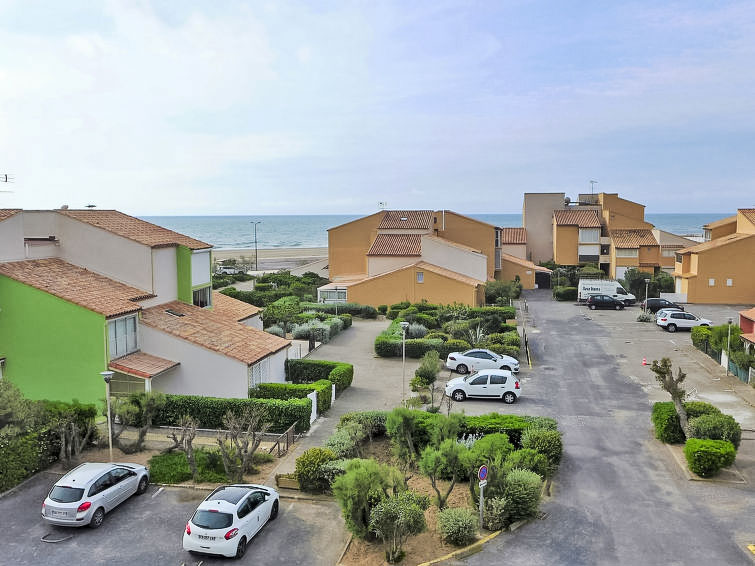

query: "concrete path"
left=464, top=289, right=755, bottom=566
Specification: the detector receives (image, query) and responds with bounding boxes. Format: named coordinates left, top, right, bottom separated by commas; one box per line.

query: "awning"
left=109, top=351, right=179, bottom=379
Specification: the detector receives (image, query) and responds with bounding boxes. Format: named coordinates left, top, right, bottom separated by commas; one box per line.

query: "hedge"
left=300, top=302, right=378, bottom=319
left=688, top=413, right=741, bottom=449
left=154, top=394, right=312, bottom=433
left=684, top=438, right=736, bottom=477
left=651, top=401, right=721, bottom=444
left=460, top=414, right=532, bottom=447
left=468, top=306, right=516, bottom=320
left=285, top=359, right=354, bottom=395
left=0, top=432, right=53, bottom=492
left=553, top=286, right=578, bottom=301
left=249, top=380, right=333, bottom=415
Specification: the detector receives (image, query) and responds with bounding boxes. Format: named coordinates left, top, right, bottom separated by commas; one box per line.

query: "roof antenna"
left=378, top=201, right=387, bottom=210
left=0, top=172, right=14, bottom=193
left=85, top=204, right=97, bottom=209
left=589, top=180, right=598, bottom=194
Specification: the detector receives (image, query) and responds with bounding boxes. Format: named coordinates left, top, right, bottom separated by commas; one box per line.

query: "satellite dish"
left=565, top=196, right=571, bottom=205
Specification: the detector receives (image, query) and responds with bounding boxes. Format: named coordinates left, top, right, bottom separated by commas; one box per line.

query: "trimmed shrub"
left=292, top=320, right=331, bottom=343
left=325, top=424, right=366, bottom=459
left=154, top=394, right=311, bottom=433
left=404, top=338, right=444, bottom=358
left=688, top=413, right=741, bottom=449
left=503, top=468, right=542, bottom=522
left=636, top=312, right=654, bottom=322
left=377, top=305, right=388, bottom=315
left=553, top=286, right=578, bottom=301
left=285, top=359, right=354, bottom=395
left=413, top=313, right=439, bottom=329
left=651, top=401, right=721, bottom=443
left=691, top=325, right=712, bottom=348
left=338, top=314, right=353, bottom=328
left=437, top=507, right=478, bottom=546
left=487, top=344, right=521, bottom=359
left=249, top=380, right=332, bottom=415
left=483, top=497, right=509, bottom=531
left=390, top=301, right=411, bottom=311
left=339, top=411, right=388, bottom=440
left=295, top=447, right=337, bottom=493
left=522, top=416, right=559, bottom=430
left=319, top=459, right=348, bottom=487
left=425, top=331, right=450, bottom=342
left=375, top=335, right=401, bottom=357
left=437, top=339, right=472, bottom=359
left=265, top=324, right=285, bottom=337
left=407, top=323, right=428, bottom=339
left=520, top=428, right=562, bottom=466
left=684, top=438, right=736, bottom=477
left=503, top=449, right=549, bottom=478
left=0, top=432, right=51, bottom=492
left=299, top=302, right=377, bottom=319
left=462, top=414, right=531, bottom=447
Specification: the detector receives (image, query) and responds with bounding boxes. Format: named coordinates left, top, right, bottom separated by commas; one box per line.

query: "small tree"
left=110, top=392, right=166, bottom=454
left=650, top=357, right=689, bottom=434
left=263, top=296, right=301, bottom=332
left=216, top=406, right=270, bottom=482
left=164, top=415, right=199, bottom=481
left=47, top=401, right=97, bottom=468
left=419, top=439, right=467, bottom=509
left=429, top=413, right=464, bottom=448
left=369, top=491, right=429, bottom=563
left=386, top=408, right=419, bottom=466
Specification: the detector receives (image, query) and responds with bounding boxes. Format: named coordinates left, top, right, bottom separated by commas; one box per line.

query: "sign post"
left=478, top=465, right=488, bottom=530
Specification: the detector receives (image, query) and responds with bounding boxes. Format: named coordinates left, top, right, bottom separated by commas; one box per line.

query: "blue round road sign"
left=478, top=465, right=488, bottom=481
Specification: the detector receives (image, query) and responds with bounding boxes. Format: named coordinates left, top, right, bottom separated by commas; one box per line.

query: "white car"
left=445, top=348, right=519, bottom=374
left=42, top=462, right=149, bottom=528
left=655, top=307, right=684, bottom=320
left=216, top=266, right=244, bottom=275
left=183, top=484, right=279, bottom=559
left=656, top=311, right=712, bottom=332
left=445, top=369, right=520, bottom=403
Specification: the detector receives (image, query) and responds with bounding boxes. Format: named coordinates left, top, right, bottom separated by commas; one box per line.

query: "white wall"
left=421, top=236, right=487, bottom=281
left=367, top=255, right=416, bottom=277
left=0, top=213, right=26, bottom=261
left=240, top=314, right=263, bottom=330
left=140, top=247, right=178, bottom=308
left=55, top=214, right=154, bottom=292
left=141, top=325, right=250, bottom=398
left=265, top=348, right=288, bottom=383
left=500, top=243, right=526, bottom=260
left=191, top=250, right=211, bottom=287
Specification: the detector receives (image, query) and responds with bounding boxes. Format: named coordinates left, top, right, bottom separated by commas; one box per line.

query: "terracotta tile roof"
left=702, top=215, right=737, bottom=229
left=500, top=252, right=551, bottom=272
left=610, top=229, right=658, bottom=248
left=678, top=232, right=755, bottom=254
left=367, top=234, right=422, bottom=256
left=58, top=210, right=212, bottom=250
left=0, top=209, right=21, bottom=222
left=499, top=227, right=526, bottom=244
left=109, top=351, right=179, bottom=379
left=553, top=209, right=602, bottom=228
left=740, top=332, right=755, bottom=344
left=661, top=244, right=683, bottom=248
left=378, top=210, right=433, bottom=230
left=212, top=291, right=261, bottom=321
left=141, top=301, right=289, bottom=365
left=0, top=258, right=152, bottom=318
left=423, top=235, right=481, bottom=254
left=738, top=208, right=755, bottom=225
left=739, top=307, right=755, bottom=321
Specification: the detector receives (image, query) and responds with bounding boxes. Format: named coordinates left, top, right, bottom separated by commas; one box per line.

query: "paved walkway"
left=266, top=316, right=420, bottom=481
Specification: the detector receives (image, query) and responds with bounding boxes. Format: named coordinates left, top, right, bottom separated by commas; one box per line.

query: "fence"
left=267, top=422, right=297, bottom=457
left=695, top=341, right=750, bottom=384
left=728, top=359, right=751, bottom=384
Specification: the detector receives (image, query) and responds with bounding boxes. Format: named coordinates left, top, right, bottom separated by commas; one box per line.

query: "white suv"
left=444, top=369, right=520, bottom=404
left=656, top=311, right=712, bottom=332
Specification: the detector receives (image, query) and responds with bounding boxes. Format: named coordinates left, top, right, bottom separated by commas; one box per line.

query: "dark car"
left=586, top=294, right=625, bottom=310
left=641, top=297, right=685, bottom=313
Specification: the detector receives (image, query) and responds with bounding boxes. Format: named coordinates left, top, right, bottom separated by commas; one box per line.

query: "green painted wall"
left=0, top=276, right=107, bottom=404
left=176, top=245, right=192, bottom=303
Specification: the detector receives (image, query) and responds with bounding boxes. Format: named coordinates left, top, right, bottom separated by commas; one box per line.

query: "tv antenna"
left=378, top=201, right=387, bottom=210
left=0, top=173, right=14, bottom=193
left=85, top=204, right=97, bottom=209
left=589, top=180, right=598, bottom=194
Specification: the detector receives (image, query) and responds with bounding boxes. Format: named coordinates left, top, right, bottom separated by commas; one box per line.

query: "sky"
left=1, top=1, right=754, bottom=215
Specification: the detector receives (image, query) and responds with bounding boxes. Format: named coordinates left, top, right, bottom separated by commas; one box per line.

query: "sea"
left=141, top=213, right=731, bottom=250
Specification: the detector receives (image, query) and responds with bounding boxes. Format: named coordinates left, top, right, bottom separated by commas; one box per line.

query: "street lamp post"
left=726, top=317, right=733, bottom=376
left=250, top=221, right=262, bottom=271
left=644, top=279, right=650, bottom=312
left=100, top=371, right=115, bottom=462
left=400, top=321, right=410, bottom=404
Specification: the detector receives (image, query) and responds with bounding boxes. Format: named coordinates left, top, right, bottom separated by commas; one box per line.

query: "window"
left=89, top=474, right=113, bottom=497
left=108, top=315, right=138, bottom=359
left=615, top=248, right=639, bottom=258
left=248, top=492, right=265, bottom=511
left=726, top=278, right=733, bottom=287
left=579, top=228, right=600, bottom=243
left=470, top=375, right=488, bottom=386
left=192, top=285, right=211, bottom=308
left=685, top=313, right=697, bottom=320
left=416, top=271, right=424, bottom=283
left=319, top=289, right=347, bottom=302
left=237, top=499, right=252, bottom=519
left=489, top=374, right=507, bottom=385
left=662, top=249, right=676, bottom=257
left=708, top=278, right=715, bottom=287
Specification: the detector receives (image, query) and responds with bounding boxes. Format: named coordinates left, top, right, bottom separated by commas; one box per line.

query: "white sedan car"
left=656, top=310, right=712, bottom=332
left=445, top=369, right=521, bottom=403
left=445, top=348, right=519, bottom=374
left=183, top=484, right=279, bottom=559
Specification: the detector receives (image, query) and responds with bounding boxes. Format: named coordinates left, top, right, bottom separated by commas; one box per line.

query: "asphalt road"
left=0, top=471, right=344, bottom=566
left=462, top=290, right=754, bottom=566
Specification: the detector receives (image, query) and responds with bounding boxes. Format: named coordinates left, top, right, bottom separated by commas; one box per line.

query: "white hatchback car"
left=445, top=348, right=520, bottom=374
left=42, top=462, right=149, bottom=528
left=656, top=310, right=712, bottom=332
left=183, top=484, right=280, bottom=559
left=445, top=369, right=520, bottom=403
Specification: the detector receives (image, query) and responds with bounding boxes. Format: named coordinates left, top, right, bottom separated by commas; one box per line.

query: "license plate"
left=198, top=535, right=215, bottom=541
left=51, top=510, right=68, bottom=518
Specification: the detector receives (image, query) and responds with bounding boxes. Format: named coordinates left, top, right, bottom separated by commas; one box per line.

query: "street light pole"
left=644, top=278, right=650, bottom=312
left=250, top=221, right=262, bottom=271
left=726, top=317, right=732, bottom=376
left=100, top=371, right=115, bottom=462
left=400, top=321, right=410, bottom=405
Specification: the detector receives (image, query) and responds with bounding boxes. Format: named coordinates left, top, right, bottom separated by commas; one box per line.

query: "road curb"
left=335, top=533, right=354, bottom=565
left=664, top=444, right=747, bottom=484
left=151, top=481, right=335, bottom=502
left=416, top=529, right=504, bottom=566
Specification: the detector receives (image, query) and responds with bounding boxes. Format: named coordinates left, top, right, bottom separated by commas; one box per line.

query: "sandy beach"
left=212, top=247, right=328, bottom=272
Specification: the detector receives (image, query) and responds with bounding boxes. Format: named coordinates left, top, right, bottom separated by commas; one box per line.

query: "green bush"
left=520, top=428, right=562, bottom=467
left=503, top=449, right=549, bottom=478
left=688, top=413, right=741, bottom=449
left=295, top=447, right=338, bottom=493
left=339, top=411, right=388, bottom=440
left=552, top=286, right=578, bottom=301
left=369, top=491, right=429, bottom=563
left=375, top=335, right=401, bottom=357
left=503, top=468, right=542, bottom=522
left=265, top=324, right=286, bottom=337
left=684, top=438, right=736, bottom=477
left=404, top=338, right=444, bottom=358
left=522, top=416, right=559, bottom=430
left=690, top=325, right=712, bottom=348
left=461, top=414, right=531, bottom=447
left=486, top=343, right=521, bottom=359
left=377, top=305, right=388, bottom=315
left=0, top=432, right=50, bottom=492
left=685, top=401, right=722, bottom=419
left=154, top=394, right=311, bottom=433
left=436, top=507, right=478, bottom=546
left=438, top=339, right=472, bottom=359
left=425, top=331, right=450, bottom=342
left=651, top=401, right=722, bottom=444
left=483, top=497, right=509, bottom=531
left=338, top=314, right=353, bottom=328
left=147, top=449, right=228, bottom=484
left=325, top=424, right=366, bottom=459
left=285, top=359, right=354, bottom=395
left=731, top=350, right=755, bottom=371
left=390, top=301, right=411, bottom=311
left=413, top=313, right=439, bottom=329
left=300, top=302, right=378, bottom=319
left=319, top=459, right=348, bottom=487
left=636, top=312, right=654, bottom=322
left=249, top=380, right=332, bottom=415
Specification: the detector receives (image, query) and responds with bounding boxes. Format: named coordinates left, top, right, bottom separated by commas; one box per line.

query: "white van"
left=578, top=279, right=636, bottom=305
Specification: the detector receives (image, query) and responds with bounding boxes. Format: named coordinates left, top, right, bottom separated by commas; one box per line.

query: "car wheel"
left=452, top=390, right=466, bottom=402
left=624, top=300, right=632, bottom=306
left=503, top=392, right=516, bottom=404
left=89, top=507, right=105, bottom=529
left=235, top=537, right=247, bottom=559
left=456, top=364, right=468, bottom=375
left=270, top=500, right=279, bottom=521
left=667, top=324, right=677, bottom=332
left=500, top=365, right=510, bottom=371
left=136, top=475, right=149, bottom=495
left=615, top=304, right=622, bottom=310
left=589, top=304, right=596, bottom=310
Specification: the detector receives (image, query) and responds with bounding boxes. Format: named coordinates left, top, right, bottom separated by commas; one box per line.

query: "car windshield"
left=192, top=510, right=234, bottom=529
left=50, top=486, right=84, bottom=503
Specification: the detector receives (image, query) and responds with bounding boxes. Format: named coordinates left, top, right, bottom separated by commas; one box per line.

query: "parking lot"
left=0, top=471, right=346, bottom=566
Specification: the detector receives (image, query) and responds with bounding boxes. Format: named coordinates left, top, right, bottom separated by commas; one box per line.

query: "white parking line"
left=152, top=487, right=164, bottom=499
left=287, top=502, right=294, bottom=512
